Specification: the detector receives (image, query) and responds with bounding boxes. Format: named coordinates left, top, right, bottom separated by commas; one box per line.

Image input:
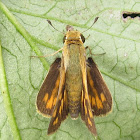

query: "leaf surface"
left=0, top=0, right=140, bottom=140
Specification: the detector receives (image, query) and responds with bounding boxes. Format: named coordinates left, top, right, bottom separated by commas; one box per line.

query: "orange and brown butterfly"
left=36, top=17, right=112, bottom=136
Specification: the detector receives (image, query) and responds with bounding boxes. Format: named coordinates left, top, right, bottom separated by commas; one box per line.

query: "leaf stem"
left=0, top=42, right=21, bottom=140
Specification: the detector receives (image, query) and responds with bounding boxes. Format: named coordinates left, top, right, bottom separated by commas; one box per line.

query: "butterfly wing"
left=81, top=89, right=97, bottom=136
left=79, top=49, right=97, bottom=136
left=36, top=58, right=61, bottom=117
left=86, top=57, right=112, bottom=116
left=48, top=89, right=68, bottom=134
left=48, top=56, right=68, bottom=134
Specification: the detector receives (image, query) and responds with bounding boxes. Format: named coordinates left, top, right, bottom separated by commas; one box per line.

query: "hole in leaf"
left=122, top=12, right=140, bottom=19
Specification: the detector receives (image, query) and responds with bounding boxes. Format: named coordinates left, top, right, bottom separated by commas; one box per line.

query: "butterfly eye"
left=63, top=35, right=66, bottom=43
left=80, top=34, right=85, bottom=43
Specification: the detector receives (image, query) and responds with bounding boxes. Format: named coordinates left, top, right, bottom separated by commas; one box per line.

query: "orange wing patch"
left=84, top=99, right=88, bottom=115
left=43, top=76, right=60, bottom=110
left=100, top=93, right=106, bottom=102
left=53, top=97, right=57, bottom=106
left=53, top=117, right=58, bottom=125
left=43, top=93, right=49, bottom=102
left=92, top=97, right=96, bottom=106
left=88, top=118, right=92, bottom=126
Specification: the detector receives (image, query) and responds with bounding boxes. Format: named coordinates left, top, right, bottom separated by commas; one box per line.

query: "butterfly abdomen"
left=68, top=91, right=81, bottom=119
left=65, top=63, right=83, bottom=119
left=66, top=76, right=82, bottom=119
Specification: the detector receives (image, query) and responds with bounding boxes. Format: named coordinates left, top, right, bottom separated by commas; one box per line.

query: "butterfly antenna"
left=47, top=20, right=64, bottom=34
left=82, top=17, right=99, bottom=33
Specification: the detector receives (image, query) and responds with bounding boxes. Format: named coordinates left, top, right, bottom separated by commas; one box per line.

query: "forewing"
left=86, top=57, right=112, bottom=116
left=48, top=57, right=68, bottom=135
left=36, top=58, right=61, bottom=117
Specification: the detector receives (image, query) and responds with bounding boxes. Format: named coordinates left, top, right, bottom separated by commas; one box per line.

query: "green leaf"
left=0, top=0, right=140, bottom=140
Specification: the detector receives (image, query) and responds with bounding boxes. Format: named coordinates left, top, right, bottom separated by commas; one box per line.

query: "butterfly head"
left=63, top=25, right=85, bottom=44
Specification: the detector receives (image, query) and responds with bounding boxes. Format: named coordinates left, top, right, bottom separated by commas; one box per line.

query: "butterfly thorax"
left=63, top=43, right=84, bottom=119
